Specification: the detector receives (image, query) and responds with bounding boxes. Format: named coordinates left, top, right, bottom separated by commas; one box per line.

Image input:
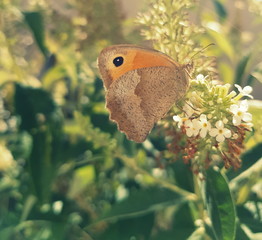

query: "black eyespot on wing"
left=113, top=56, right=124, bottom=67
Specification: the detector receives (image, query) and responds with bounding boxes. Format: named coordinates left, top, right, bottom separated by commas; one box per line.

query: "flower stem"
left=193, top=173, right=205, bottom=220
left=118, top=152, right=198, bottom=202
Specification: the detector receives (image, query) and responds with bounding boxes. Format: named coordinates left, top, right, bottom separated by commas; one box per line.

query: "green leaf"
left=0, top=227, right=15, bottom=240
left=234, top=54, right=251, bottom=86
left=168, top=160, right=194, bottom=192
left=15, top=84, right=64, bottom=202
left=20, top=195, right=37, bottom=222
left=247, top=100, right=262, bottom=146
left=207, top=29, right=234, bottom=60
left=98, top=213, right=154, bottom=240
left=149, top=202, right=196, bottom=240
left=212, top=0, right=227, bottom=22
left=229, top=158, right=262, bottom=204
left=235, top=221, right=250, bottom=240
left=100, top=187, right=184, bottom=222
left=205, top=167, right=236, bottom=240
left=204, top=222, right=217, bottom=240
left=237, top=206, right=262, bottom=233
left=41, top=65, right=67, bottom=89
left=246, top=74, right=256, bottom=87
left=250, top=62, right=262, bottom=84
left=39, top=54, right=57, bottom=80
left=218, top=62, right=234, bottom=84
left=23, top=11, right=49, bottom=57
left=15, top=84, right=58, bottom=131
left=172, top=202, right=195, bottom=239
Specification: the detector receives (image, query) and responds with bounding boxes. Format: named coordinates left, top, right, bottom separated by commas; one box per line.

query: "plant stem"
left=118, top=153, right=198, bottom=202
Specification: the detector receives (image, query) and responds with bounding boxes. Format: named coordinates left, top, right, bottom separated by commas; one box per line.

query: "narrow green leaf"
left=39, top=54, right=57, bottom=79
left=246, top=74, right=256, bottom=87
left=235, top=221, right=250, bottom=240
left=237, top=206, right=262, bottom=233
left=249, top=61, right=262, bottom=85
left=23, top=11, right=49, bottom=57
left=218, top=62, right=234, bottom=84
left=212, top=0, right=227, bottom=21
left=204, top=222, right=217, bottom=240
left=100, top=187, right=184, bottom=222
left=234, top=54, right=251, bottom=86
left=205, top=167, right=236, bottom=240
left=20, top=195, right=37, bottom=222
left=207, top=29, right=234, bottom=60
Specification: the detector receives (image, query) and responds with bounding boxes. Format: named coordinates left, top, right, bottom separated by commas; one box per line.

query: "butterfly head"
left=98, top=46, right=137, bottom=89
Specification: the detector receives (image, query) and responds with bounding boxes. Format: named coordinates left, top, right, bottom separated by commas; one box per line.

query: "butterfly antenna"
left=189, top=43, right=215, bottom=61
left=184, top=100, right=199, bottom=112
left=175, top=98, right=199, bottom=115
left=183, top=43, right=215, bottom=77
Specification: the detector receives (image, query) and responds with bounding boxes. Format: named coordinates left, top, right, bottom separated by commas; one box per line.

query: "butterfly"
left=98, top=44, right=189, bottom=142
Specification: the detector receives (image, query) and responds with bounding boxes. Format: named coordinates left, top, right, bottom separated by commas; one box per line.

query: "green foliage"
left=212, top=0, right=228, bottom=22
left=23, top=11, right=49, bottom=57
left=0, top=0, right=262, bottom=240
left=15, top=84, right=63, bottom=202
left=205, top=168, right=236, bottom=240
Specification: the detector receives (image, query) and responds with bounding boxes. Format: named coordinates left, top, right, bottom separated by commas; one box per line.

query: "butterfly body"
left=98, top=45, right=189, bottom=142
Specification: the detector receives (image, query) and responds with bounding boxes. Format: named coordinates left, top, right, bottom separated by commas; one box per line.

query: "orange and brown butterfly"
left=98, top=44, right=189, bottom=143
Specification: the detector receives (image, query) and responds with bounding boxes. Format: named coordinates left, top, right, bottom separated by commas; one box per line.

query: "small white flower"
left=196, top=74, right=206, bottom=82
left=116, top=185, right=129, bottom=201
left=209, top=120, right=232, bottom=142
left=173, top=115, right=183, bottom=128
left=230, top=100, right=252, bottom=126
left=234, top=84, right=253, bottom=99
left=199, top=114, right=211, bottom=138
left=185, top=119, right=201, bottom=137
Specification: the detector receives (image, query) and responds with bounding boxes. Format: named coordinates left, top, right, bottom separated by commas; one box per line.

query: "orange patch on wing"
left=109, top=50, right=177, bottom=81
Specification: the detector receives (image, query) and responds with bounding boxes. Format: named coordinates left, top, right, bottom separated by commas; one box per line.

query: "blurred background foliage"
left=0, top=0, right=262, bottom=239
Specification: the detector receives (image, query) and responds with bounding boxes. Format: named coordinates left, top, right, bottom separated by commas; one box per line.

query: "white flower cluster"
left=173, top=75, right=253, bottom=143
